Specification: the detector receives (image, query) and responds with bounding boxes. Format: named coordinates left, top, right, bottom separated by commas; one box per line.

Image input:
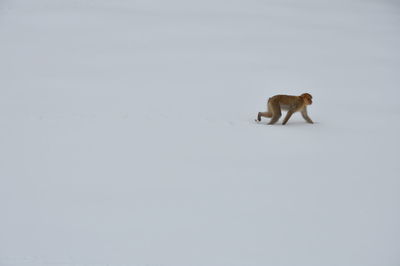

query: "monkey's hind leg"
left=256, top=111, right=272, bottom=122
left=267, top=101, right=281, bottom=125
left=268, top=114, right=281, bottom=125
left=256, top=101, right=273, bottom=122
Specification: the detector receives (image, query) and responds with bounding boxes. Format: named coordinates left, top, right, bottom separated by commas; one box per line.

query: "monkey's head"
left=301, top=93, right=313, bottom=105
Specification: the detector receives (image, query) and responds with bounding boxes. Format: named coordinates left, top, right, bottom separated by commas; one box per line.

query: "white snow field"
left=1, top=0, right=400, bottom=265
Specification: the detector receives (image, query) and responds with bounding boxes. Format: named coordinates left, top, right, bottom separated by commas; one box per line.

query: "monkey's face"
left=301, top=93, right=312, bottom=105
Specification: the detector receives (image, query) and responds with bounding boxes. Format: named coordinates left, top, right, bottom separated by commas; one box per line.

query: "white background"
left=1, top=0, right=399, bottom=265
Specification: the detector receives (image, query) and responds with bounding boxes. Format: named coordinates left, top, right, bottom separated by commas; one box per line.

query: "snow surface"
left=1, top=0, right=400, bottom=265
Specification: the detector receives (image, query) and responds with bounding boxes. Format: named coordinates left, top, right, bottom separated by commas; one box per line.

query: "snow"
left=1, top=0, right=400, bottom=265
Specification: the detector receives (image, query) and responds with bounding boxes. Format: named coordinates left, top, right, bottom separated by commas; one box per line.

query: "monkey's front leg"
left=301, top=108, right=314, bottom=124
left=282, top=110, right=294, bottom=125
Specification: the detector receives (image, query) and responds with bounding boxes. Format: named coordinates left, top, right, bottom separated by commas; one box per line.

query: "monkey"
left=256, top=93, right=314, bottom=125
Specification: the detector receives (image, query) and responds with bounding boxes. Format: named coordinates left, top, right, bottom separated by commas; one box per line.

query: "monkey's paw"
left=256, top=112, right=262, bottom=122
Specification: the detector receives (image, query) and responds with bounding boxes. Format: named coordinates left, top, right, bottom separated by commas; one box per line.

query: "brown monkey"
left=256, top=93, right=314, bottom=125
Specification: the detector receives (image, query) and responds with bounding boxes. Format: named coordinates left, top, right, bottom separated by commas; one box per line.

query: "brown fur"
left=257, top=93, right=314, bottom=125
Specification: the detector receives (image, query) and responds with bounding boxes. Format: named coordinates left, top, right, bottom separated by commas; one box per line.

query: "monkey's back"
left=269, top=94, right=301, bottom=110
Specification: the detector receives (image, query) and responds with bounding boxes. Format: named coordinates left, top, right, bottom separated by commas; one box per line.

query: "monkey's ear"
left=301, top=93, right=309, bottom=99
left=302, top=93, right=312, bottom=100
